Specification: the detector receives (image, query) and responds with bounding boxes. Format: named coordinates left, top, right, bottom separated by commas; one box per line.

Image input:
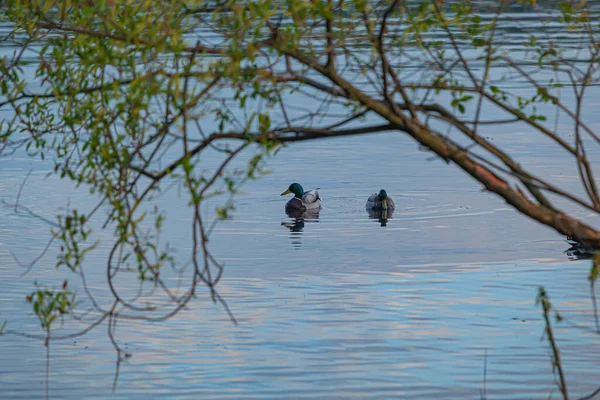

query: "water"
left=3, top=5, right=600, bottom=400
left=1, top=131, right=599, bottom=399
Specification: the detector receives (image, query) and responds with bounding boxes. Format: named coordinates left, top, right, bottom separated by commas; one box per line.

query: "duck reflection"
left=281, top=209, right=320, bottom=249
left=367, top=208, right=394, bottom=227
left=564, top=236, right=599, bottom=260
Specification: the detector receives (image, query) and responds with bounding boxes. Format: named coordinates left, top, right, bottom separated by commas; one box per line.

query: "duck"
left=280, top=183, right=322, bottom=212
left=366, top=189, right=395, bottom=211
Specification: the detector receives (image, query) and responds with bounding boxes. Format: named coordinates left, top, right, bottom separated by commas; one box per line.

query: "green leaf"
left=529, top=35, right=536, bottom=47
left=472, top=38, right=485, bottom=47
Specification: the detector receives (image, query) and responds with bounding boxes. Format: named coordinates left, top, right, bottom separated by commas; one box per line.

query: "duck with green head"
left=281, top=183, right=322, bottom=212
left=366, top=189, right=395, bottom=211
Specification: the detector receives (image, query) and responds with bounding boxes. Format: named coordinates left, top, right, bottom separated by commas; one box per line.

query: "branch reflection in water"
left=366, top=208, right=394, bottom=227
left=281, top=209, right=320, bottom=249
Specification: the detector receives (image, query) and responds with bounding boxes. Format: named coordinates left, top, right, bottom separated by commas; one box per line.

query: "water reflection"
left=281, top=209, right=320, bottom=249
left=564, top=236, right=600, bottom=260
left=366, top=208, right=394, bottom=227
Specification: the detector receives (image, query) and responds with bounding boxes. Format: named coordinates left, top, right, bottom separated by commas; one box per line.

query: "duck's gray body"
left=365, top=193, right=395, bottom=211
left=286, top=189, right=322, bottom=212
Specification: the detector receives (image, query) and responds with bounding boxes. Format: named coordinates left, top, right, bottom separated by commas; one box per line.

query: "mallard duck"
left=366, top=189, right=395, bottom=211
left=280, top=183, right=322, bottom=212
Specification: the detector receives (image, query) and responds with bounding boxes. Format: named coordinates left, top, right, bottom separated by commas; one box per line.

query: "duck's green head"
left=281, top=183, right=304, bottom=198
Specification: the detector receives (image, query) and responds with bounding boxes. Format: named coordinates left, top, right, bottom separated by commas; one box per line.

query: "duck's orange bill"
left=281, top=189, right=292, bottom=196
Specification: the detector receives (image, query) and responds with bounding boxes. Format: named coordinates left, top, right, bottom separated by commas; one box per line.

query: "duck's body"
left=281, top=183, right=322, bottom=212
left=366, top=189, right=395, bottom=211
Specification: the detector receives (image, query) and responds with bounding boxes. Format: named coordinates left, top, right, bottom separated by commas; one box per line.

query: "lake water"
left=3, top=5, right=600, bottom=400
left=2, top=131, right=600, bottom=399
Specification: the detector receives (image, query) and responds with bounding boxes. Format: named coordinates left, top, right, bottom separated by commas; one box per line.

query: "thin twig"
left=14, top=168, right=32, bottom=213
left=537, top=287, right=569, bottom=400
left=480, top=349, right=488, bottom=400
